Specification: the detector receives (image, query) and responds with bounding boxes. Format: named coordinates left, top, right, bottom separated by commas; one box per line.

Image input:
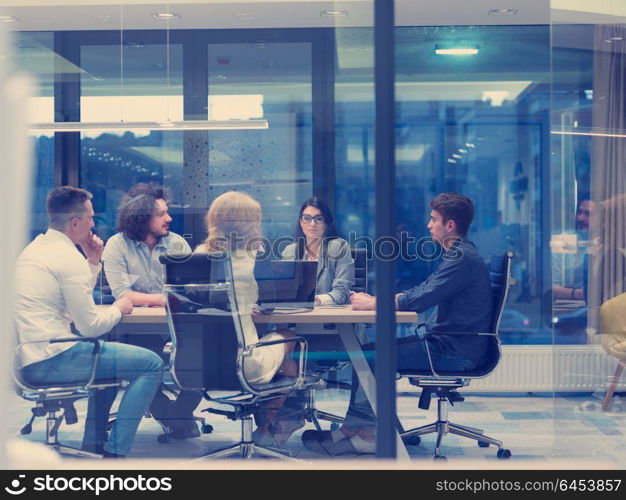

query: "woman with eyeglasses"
left=282, top=197, right=355, bottom=305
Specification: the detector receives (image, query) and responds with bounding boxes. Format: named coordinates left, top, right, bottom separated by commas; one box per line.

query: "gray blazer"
left=282, top=238, right=355, bottom=304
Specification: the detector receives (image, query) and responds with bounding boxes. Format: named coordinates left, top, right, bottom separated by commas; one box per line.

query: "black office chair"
left=398, top=251, right=514, bottom=461
left=13, top=337, right=124, bottom=458
left=352, top=247, right=368, bottom=293
left=163, top=252, right=318, bottom=460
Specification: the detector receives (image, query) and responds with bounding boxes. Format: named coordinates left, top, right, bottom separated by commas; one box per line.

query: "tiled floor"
left=7, top=388, right=626, bottom=467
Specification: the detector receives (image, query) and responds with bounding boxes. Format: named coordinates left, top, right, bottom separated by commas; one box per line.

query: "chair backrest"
left=468, top=250, right=513, bottom=375
left=351, top=247, right=368, bottom=293
left=163, top=253, right=246, bottom=392
left=489, top=250, right=514, bottom=336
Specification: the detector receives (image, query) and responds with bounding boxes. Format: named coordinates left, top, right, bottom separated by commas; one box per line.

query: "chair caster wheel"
left=201, top=424, right=213, bottom=434
left=157, top=434, right=170, bottom=444
left=330, top=423, right=340, bottom=431
left=478, top=441, right=490, bottom=448
left=434, top=455, right=447, bottom=462
left=20, top=424, right=32, bottom=435
left=497, top=449, right=511, bottom=459
left=403, top=435, right=421, bottom=446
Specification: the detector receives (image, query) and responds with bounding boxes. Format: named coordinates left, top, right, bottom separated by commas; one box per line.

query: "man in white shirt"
left=14, top=186, right=164, bottom=458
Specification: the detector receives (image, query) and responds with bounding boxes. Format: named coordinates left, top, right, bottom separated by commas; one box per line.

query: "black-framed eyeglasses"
left=300, top=214, right=325, bottom=224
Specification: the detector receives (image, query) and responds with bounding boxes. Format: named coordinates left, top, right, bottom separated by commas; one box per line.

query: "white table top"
left=97, top=305, right=418, bottom=325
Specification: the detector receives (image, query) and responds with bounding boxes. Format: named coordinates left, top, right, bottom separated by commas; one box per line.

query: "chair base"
left=304, top=387, right=344, bottom=431
left=37, top=410, right=104, bottom=459
left=193, top=414, right=304, bottom=462
left=401, top=396, right=509, bottom=460
left=52, top=444, right=103, bottom=459
left=193, top=442, right=302, bottom=461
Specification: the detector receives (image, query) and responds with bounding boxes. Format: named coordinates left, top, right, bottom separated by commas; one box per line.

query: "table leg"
left=336, top=324, right=409, bottom=459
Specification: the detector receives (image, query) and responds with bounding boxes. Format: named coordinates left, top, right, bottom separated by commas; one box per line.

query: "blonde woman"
left=196, top=191, right=297, bottom=444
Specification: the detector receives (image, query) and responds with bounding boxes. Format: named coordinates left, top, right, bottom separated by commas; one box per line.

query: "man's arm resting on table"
left=349, top=292, right=403, bottom=310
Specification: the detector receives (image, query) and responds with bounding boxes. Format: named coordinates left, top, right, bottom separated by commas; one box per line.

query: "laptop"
left=160, top=253, right=226, bottom=285
left=254, top=259, right=317, bottom=312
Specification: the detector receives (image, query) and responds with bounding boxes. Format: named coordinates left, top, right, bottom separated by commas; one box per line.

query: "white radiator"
left=397, top=345, right=626, bottom=393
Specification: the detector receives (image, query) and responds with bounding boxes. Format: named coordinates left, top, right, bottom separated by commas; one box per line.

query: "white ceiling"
left=2, top=0, right=624, bottom=32
left=0, top=1, right=556, bottom=31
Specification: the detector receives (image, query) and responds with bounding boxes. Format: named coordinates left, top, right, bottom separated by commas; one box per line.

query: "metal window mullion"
left=374, top=0, right=396, bottom=459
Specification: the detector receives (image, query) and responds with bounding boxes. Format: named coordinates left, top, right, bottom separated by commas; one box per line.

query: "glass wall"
left=5, top=0, right=626, bottom=465
left=13, top=31, right=55, bottom=238
left=551, top=6, right=626, bottom=411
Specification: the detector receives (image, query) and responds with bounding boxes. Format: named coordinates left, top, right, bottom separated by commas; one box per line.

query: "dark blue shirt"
left=396, top=239, right=493, bottom=361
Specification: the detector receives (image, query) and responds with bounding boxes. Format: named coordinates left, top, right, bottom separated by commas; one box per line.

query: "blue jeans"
left=343, top=334, right=477, bottom=431
left=22, top=341, right=163, bottom=456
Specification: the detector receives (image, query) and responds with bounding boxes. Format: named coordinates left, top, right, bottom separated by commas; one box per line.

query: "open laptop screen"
left=254, top=259, right=317, bottom=311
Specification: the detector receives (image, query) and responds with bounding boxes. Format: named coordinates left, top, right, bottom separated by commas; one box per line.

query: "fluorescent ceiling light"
left=435, top=46, right=479, bottom=56
left=0, top=16, right=19, bottom=23
left=209, top=95, right=264, bottom=121
left=320, top=10, right=348, bottom=17
left=28, top=120, right=268, bottom=133
left=551, top=130, right=626, bottom=139
left=151, top=13, right=181, bottom=20
left=234, top=12, right=256, bottom=21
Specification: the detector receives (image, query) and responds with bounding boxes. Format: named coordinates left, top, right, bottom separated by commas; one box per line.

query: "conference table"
left=98, top=304, right=418, bottom=457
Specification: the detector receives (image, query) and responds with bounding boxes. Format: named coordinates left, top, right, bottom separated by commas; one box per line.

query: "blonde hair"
left=201, top=191, right=263, bottom=253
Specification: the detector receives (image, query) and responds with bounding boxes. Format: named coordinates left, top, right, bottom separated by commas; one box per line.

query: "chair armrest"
left=14, top=337, right=102, bottom=391
left=423, top=331, right=496, bottom=339
left=421, top=331, right=498, bottom=378
left=243, top=336, right=309, bottom=394
left=246, top=335, right=306, bottom=349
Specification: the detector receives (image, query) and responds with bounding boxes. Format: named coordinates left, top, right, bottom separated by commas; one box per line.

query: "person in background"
left=552, top=196, right=598, bottom=301
left=282, top=197, right=354, bottom=305
left=14, top=186, right=163, bottom=458
left=102, top=183, right=201, bottom=439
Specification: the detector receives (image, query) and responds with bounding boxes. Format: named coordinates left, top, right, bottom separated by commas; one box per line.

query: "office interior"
left=1, top=0, right=626, bottom=466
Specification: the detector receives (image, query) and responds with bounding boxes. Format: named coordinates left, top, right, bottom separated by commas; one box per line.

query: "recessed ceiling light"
left=0, top=16, right=20, bottom=23
left=94, top=14, right=113, bottom=23
left=488, top=9, right=518, bottom=15
left=320, top=10, right=349, bottom=17
left=151, top=13, right=181, bottom=21
left=235, top=12, right=256, bottom=21
left=609, top=36, right=623, bottom=41
left=435, top=45, right=479, bottom=56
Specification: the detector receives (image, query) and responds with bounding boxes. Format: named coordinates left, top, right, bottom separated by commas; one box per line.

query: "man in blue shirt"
left=302, top=193, right=493, bottom=455
left=102, top=183, right=201, bottom=439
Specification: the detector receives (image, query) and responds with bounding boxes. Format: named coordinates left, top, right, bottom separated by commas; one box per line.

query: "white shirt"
left=13, top=229, right=122, bottom=368
left=103, top=232, right=192, bottom=299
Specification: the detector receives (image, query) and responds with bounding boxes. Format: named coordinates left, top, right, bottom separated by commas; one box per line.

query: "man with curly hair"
left=102, top=183, right=202, bottom=439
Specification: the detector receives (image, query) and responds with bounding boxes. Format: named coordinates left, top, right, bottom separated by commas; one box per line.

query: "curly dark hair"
left=117, top=183, right=171, bottom=241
